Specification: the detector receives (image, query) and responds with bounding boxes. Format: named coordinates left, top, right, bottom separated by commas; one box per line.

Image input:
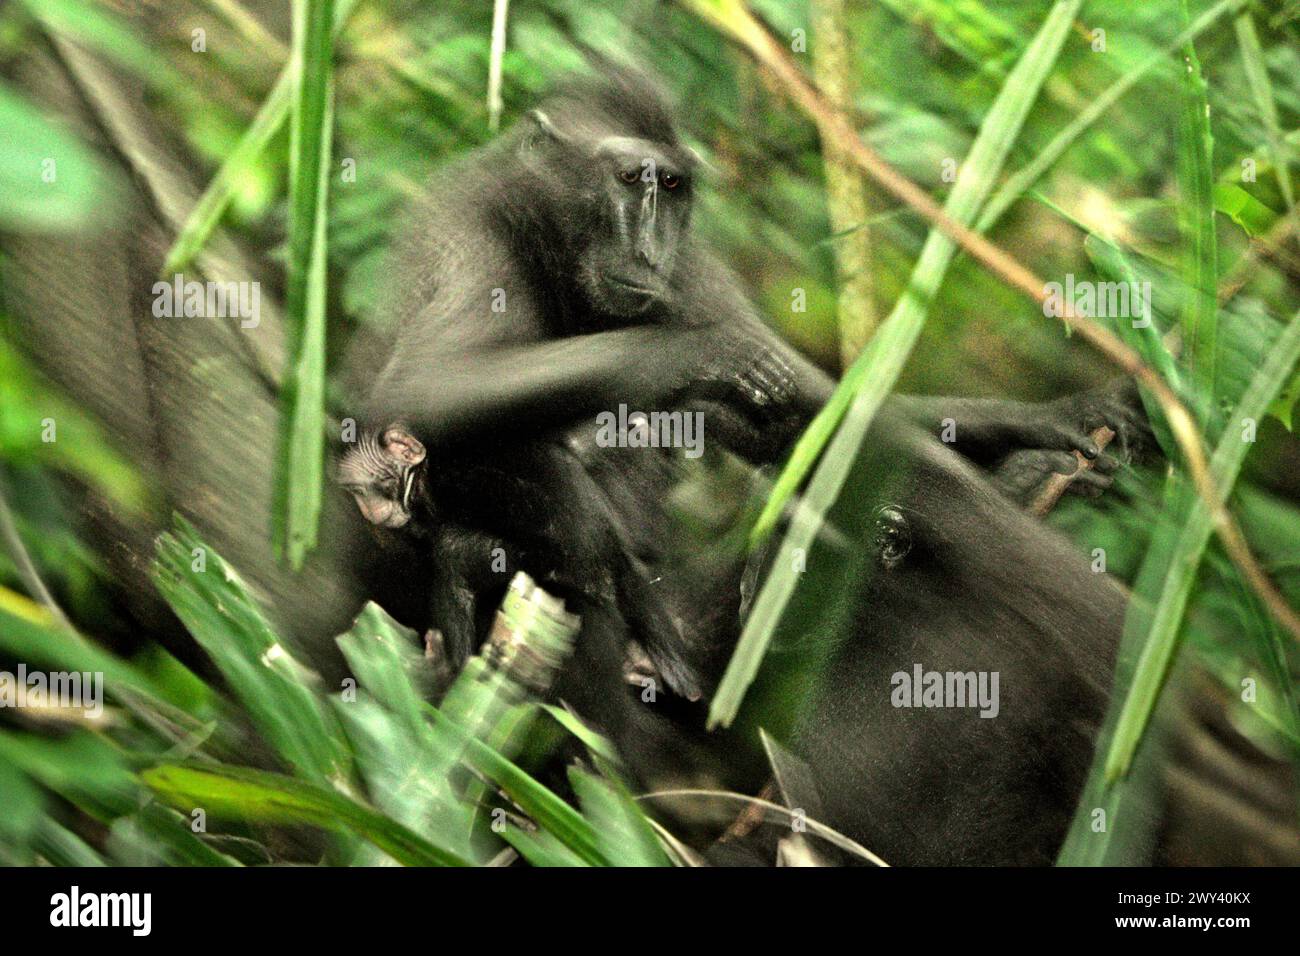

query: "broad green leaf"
left=1213, top=182, right=1277, bottom=237
left=142, top=763, right=470, bottom=867
left=152, top=517, right=352, bottom=786
left=0, top=341, right=146, bottom=511
left=0, top=83, right=118, bottom=232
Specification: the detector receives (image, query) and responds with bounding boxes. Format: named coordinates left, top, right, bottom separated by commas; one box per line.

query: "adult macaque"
left=357, top=71, right=1142, bottom=466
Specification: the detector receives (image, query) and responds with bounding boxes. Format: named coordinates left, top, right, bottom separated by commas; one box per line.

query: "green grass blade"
left=1080, top=233, right=1182, bottom=458
left=569, top=767, right=672, bottom=867
left=142, top=763, right=471, bottom=866
left=333, top=604, right=483, bottom=862
left=1081, top=234, right=1181, bottom=392
left=713, top=0, right=1085, bottom=728
left=273, top=0, right=336, bottom=568
left=336, top=603, right=441, bottom=740
left=426, top=707, right=606, bottom=866
left=748, top=0, right=1084, bottom=550
left=19, top=0, right=168, bottom=83
left=161, top=71, right=293, bottom=279
left=33, top=819, right=108, bottom=867
left=121, top=803, right=243, bottom=866
left=1234, top=12, right=1295, bottom=212
left=1177, top=0, right=1219, bottom=403
left=0, top=730, right=137, bottom=820
left=539, top=704, right=622, bottom=766
left=0, top=605, right=162, bottom=704
left=1224, top=566, right=1300, bottom=768
left=501, top=825, right=591, bottom=867
left=1103, top=310, right=1300, bottom=781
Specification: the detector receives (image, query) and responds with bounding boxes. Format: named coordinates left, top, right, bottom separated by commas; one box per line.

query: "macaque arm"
left=365, top=324, right=759, bottom=444
left=892, top=380, right=1150, bottom=467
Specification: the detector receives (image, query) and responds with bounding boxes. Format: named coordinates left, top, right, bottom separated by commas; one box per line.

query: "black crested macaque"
left=356, top=70, right=1141, bottom=467
left=348, top=69, right=1152, bottom=835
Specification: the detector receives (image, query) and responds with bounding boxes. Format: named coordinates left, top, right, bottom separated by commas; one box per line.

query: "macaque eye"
left=619, top=169, right=640, bottom=184
left=661, top=174, right=680, bottom=190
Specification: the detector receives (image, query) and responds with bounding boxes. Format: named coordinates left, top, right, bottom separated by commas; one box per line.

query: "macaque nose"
left=356, top=496, right=388, bottom=524
left=636, top=184, right=662, bottom=269
left=355, top=495, right=409, bottom=529
left=636, top=237, right=660, bottom=269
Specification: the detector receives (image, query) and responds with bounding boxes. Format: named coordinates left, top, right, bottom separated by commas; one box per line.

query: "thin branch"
left=1031, top=426, right=1115, bottom=516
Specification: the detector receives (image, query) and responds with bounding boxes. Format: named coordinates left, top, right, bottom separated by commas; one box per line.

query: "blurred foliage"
left=0, top=0, right=1297, bottom=865
left=0, top=517, right=677, bottom=866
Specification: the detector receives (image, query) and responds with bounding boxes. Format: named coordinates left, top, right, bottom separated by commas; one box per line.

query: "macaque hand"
left=990, top=447, right=1119, bottom=508
left=680, top=338, right=796, bottom=421
left=1024, top=379, right=1154, bottom=466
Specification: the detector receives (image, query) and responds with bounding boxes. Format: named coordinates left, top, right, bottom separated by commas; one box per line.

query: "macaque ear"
left=381, top=427, right=426, bottom=465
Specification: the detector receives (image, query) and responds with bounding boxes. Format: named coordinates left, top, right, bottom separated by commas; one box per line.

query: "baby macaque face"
left=338, top=425, right=426, bottom=530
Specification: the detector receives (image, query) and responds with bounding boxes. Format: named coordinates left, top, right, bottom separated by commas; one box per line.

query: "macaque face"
left=580, top=139, right=692, bottom=317
left=338, top=426, right=427, bottom=530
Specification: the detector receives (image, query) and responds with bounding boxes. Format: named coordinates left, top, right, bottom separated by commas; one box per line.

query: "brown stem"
left=809, top=0, right=877, bottom=366
left=1030, top=426, right=1116, bottom=517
